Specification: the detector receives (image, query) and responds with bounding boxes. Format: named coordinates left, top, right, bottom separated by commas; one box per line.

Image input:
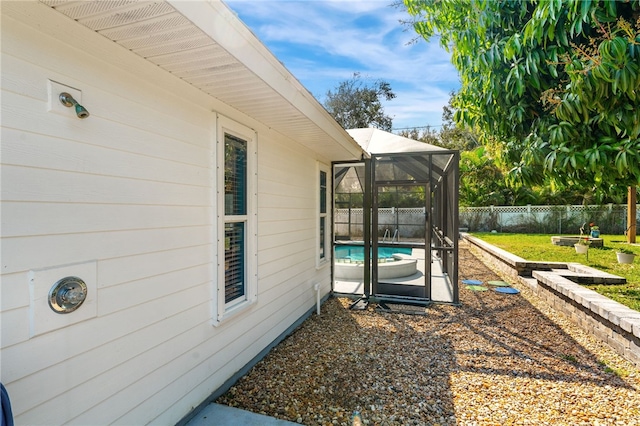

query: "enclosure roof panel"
left=347, top=128, right=448, bottom=154
left=347, top=128, right=457, bottom=178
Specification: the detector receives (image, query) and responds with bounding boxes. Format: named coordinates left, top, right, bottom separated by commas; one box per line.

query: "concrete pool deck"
left=333, top=248, right=456, bottom=303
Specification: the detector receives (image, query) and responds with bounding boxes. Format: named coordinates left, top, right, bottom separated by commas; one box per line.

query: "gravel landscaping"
left=217, top=242, right=640, bottom=425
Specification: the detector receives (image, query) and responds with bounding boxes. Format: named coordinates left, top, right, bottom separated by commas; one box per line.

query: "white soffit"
left=37, top=0, right=363, bottom=161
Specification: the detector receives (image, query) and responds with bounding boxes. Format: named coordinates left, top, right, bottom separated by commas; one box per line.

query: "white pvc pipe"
left=313, top=282, right=320, bottom=315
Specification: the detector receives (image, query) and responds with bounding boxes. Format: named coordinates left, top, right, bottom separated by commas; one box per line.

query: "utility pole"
left=628, top=186, right=636, bottom=244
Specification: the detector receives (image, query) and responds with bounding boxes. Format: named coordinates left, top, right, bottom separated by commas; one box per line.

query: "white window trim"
left=317, top=162, right=330, bottom=269
left=213, top=114, right=258, bottom=325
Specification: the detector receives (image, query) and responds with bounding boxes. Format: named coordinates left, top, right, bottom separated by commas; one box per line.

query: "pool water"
left=334, top=246, right=413, bottom=262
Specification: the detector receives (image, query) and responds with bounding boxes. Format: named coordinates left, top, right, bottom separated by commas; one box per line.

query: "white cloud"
left=387, top=86, right=453, bottom=129
left=225, top=0, right=460, bottom=127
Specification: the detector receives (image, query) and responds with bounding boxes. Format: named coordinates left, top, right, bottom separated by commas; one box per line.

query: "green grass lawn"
left=470, top=232, right=640, bottom=312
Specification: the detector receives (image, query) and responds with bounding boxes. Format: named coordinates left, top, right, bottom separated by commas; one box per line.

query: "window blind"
left=225, top=134, right=247, bottom=216
left=225, top=222, right=245, bottom=303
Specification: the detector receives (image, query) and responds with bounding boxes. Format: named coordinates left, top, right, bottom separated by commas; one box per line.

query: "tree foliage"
left=438, top=93, right=625, bottom=206
left=323, top=73, right=396, bottom=131
left=403, top=0, right=640, bottom=196
left=397, top=126, right=440, bottom=145
left=439, top=94, right=481, bottom=151
left=459, top=147, right=510, bottom=206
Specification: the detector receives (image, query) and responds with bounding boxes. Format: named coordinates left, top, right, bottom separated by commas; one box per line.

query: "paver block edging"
left=463, top=234, right=640, bottom=368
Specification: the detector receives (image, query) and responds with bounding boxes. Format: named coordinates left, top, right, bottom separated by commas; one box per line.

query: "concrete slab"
left=185, top=403, right=299, bottom=426
left=551, top=236, right=604, bottom=247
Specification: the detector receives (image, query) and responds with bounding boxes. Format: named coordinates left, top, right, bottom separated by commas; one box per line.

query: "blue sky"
left=225, top=0, right=461, bottom=130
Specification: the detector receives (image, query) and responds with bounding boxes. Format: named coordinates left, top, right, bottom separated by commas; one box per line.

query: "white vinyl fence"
left=335, top=207, right=426, bottom=240
left=336, top=205, right=640, bottom=237
left=459, top=204, right=639, bottom=234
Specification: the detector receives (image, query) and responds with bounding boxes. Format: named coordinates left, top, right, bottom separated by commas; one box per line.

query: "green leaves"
left=403, top=0, right=640, bottom=193
left=580, top=0, right=592, bottom=22
left=323, top=73, right=396, bottom=131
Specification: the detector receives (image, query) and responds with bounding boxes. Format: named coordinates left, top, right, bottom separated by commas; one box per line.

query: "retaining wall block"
left=593, top=326, right=611, bottom=342
left=607, top=309, right=640, bottom=327
left=627, top=340, right=640, bottom=364
left=611, top=332, right=631, bottom=350
left=634, top=323, right=640, bottom=340
left=464, top=235, right=640, bottom=368
left=570, top=312, right=581, bottom=324
left=619, top=315, right=640, bottom=334
left=607, top=335, right=629, bottom=355
left=599, top=303, right=628, bottom=324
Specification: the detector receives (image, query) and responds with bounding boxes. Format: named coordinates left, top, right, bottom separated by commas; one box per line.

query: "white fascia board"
left=167, top=0, right=364, bottom=160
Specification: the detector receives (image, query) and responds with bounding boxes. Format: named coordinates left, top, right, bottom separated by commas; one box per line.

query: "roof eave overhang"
left=36, top=0, right=364, bottom=161
left=168, top=1, right=363, bottom=160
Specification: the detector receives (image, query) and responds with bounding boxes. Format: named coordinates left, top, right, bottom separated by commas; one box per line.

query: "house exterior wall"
left=1, top=5, right=332, bottom=425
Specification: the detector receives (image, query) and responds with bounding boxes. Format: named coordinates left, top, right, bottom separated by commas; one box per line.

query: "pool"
left=335, top=246, right=413, bottom=263
left=334, top=245, right=418, bottom=280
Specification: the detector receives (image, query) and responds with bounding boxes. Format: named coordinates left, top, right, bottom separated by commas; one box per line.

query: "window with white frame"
left=216, top=116, right=257, bottom=322
left=318, top=165, right=329, bottom=267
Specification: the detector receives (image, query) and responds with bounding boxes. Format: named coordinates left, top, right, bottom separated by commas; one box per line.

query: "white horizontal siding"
left=1, top=227, right=210, bottom=275
left=138, top=131, right=329, bottom=424
left=1, top=202, right=210, bottom=237
left=0, top=308, right=29, bottom=349
left=0, top=272, right=30, bottom=311
left=1, top=165, right=209, bottom=205
left=1, top=127, right=209, bottom=187
left=1, top=7, right=218, bottom=424
left=98, top=264, right=210, bottom=316
left=1, top=27, right=212, bottom=148
left=98, top=244, right=211, bottom=289
left=12, top=297, right=211, bottom=424
left=69, top=316, right=215, bottom=425
left=1, top=3, right=335, bottom=425
left=147, top=279, right=321, bottom=425
left=2, top=85, right=207, bottom=155
left=259, top=235, right=315, bottom=268
left=260, top=218, right=313, bottom=237
left=1, top=101, right=210, bottom=168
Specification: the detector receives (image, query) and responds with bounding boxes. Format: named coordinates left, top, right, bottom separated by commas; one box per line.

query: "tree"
left=403, top=0, right=640, bottom=240
left=438, top=92, right=480, bottom=151
left=323, top=73, right=396, bottom=131
left=459, top=147, right=508, bottom=206
left=397, top=126, right=440, bottom=145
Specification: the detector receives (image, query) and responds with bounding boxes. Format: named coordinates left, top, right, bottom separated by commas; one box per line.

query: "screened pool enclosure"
left=333, top=128, right=460, bottom=307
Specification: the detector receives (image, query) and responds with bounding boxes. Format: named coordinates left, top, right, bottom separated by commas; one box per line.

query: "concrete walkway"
left=185, top=403, right=299, bottom=426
